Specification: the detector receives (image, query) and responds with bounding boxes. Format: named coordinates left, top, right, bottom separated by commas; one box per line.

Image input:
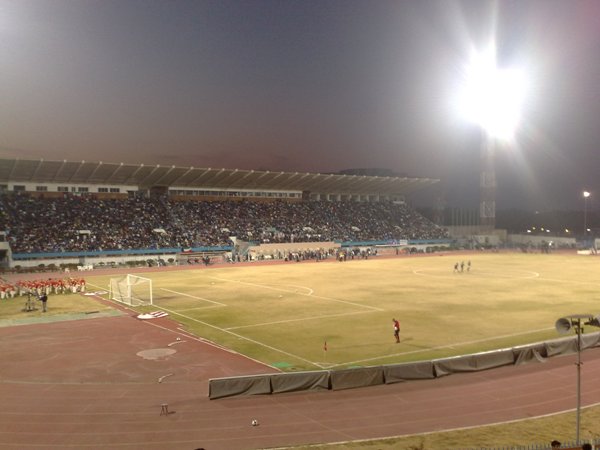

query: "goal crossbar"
left=109, top=274, right=153, bottom=306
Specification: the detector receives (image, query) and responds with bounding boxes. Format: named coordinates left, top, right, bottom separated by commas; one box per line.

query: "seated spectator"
left=0, top=193, right=449, bottom=254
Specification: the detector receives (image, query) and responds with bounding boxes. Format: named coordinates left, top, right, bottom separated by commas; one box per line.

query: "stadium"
left=4, top=1, right=600, bottom=449
left=1, top=156, right=600, bottom=450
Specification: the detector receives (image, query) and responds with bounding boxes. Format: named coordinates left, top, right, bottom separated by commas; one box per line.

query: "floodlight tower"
left=480, top=131, right=496, bottom=229
left=459, top=45, right=526, bottom=230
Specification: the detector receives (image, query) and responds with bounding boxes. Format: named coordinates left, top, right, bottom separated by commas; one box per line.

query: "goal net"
left=109, top=274, right=153, bottom=306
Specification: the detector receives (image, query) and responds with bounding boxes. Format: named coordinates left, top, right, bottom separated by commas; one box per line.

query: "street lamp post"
left=555, top=314, right=600, bottom=445
left=583, top=191, right=590, bottom=237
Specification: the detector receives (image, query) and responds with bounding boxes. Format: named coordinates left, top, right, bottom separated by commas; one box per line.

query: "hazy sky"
left=2, top=0, right=600, bottom=210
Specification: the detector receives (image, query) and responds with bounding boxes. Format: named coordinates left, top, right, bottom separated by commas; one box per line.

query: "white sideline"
left=160, top=288, right=226, bottom=306
left=154, top=306, right=321, bottom=367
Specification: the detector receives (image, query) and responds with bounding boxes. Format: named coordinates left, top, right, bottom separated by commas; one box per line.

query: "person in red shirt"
left=392, top=318, right=400, bottom=343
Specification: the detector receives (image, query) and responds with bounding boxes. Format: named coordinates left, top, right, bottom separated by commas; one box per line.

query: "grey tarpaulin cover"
left=208, top=332, right=600, bottom=399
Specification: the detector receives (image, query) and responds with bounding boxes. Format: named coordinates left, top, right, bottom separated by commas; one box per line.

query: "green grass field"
left=83, top=252, right=600, bottom=372
left=0, top=289, right=113, bottom=320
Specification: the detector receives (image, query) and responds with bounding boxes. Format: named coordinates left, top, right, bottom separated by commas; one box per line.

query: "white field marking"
left=275, top=284, right=315, bottom=295
left=153, top=305, right=321, bottom=368
left=413, top=269, right=540, bottom=279
left=326, top=325, right=555, bottom=369
left=86, top=282, right=109, bottom=293
left=159, top=288, right=226, bottom=306
left=274, top=284, right=314, bottom=295
left=533, top=275, right=600, bottom=287
left=86, top=282, right=136, bottom=306
left=252, top=283, right=314, bottom=295
left=415, top=268, right=600, bottom=287
left=207, top=276, right=383, bottom=312
left=147, top=324, right=279, bottom=371
left=226, top=310, right=371, bottom=330
left=177, top=305, right=223, bottom=312
left=474, top=270, right=540, bottom=279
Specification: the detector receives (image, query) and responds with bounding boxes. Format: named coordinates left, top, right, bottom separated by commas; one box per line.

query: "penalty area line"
left=153, top=306, right=322, bottom=368
left=86, top=282, right=109, bottom=292
left=178, top=306, right=223, bottom=312
left=141, top=321, right=274, bottom=371
left=160, top=288, right=226, bottom=306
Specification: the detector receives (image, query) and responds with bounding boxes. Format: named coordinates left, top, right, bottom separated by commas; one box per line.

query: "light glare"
left=458, top=46, right=527, bottom=139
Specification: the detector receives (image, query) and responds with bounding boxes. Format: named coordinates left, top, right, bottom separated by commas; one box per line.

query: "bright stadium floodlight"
left=452, top=42, right=528, bottom=230
left=458, top=44, right=527, bottom=140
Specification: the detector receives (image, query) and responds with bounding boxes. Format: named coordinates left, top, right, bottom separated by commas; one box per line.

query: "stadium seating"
left=0, top=194, right=449, bottom=253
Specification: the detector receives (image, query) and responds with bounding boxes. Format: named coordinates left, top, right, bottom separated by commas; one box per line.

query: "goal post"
left=109, top=274, right=153, bottom=306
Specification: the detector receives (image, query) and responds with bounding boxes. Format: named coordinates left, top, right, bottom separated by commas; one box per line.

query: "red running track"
left=1, top=312, right=600, bottom=450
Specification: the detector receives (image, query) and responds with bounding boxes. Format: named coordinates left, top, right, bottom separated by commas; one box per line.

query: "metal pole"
left=576, top=319, right=582, bottom=446
left=584, top=197, right=588, bottom=236
left=479, top=130, right=496, bottom=230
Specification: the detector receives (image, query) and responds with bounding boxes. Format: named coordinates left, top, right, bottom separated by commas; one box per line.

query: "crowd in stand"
left=243, top=247, right=378, bottom=264
left=0, top=194, right=449, bottom=254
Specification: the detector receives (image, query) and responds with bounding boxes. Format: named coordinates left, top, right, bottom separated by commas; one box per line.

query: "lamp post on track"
left=555, top=314, right=600, bottom=445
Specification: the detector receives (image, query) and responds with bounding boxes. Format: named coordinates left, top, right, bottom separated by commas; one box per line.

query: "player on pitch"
left=392, top=318, right=400, bottom=343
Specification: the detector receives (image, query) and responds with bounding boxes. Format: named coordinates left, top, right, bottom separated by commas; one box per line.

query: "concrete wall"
left=10, top=253, right=179, bottom=269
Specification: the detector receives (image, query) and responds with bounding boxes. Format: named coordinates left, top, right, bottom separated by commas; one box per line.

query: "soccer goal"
left=109, top=274, right=153, bottom=306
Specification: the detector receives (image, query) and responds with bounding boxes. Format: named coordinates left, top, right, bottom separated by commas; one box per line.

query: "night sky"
left=2, top=0, right=600, bottom=211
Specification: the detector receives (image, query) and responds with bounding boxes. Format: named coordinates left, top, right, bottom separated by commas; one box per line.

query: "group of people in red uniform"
left=0, top=277, right=86, bottom=299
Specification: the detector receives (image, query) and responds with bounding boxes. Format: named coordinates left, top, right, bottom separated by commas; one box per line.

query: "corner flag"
left=323, top=341, right=327, bottom=352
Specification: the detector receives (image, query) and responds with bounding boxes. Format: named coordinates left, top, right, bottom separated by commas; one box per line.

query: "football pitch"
left=87, top=252, right=600, bottom=372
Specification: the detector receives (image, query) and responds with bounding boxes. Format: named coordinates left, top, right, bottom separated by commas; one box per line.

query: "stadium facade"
left=0, top=158, right=438, bottom=202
